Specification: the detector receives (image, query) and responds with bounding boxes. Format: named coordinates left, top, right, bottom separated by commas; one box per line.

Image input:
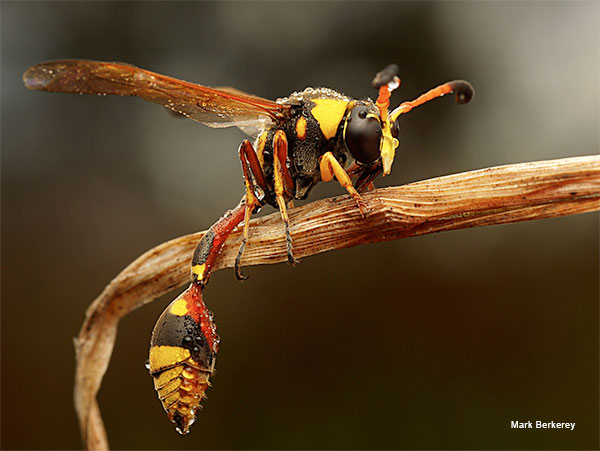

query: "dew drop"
left=254, top=186, right=264, bottom=199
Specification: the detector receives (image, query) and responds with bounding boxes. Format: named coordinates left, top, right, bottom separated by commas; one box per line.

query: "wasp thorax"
left=344, top=105, right=382, bottom=164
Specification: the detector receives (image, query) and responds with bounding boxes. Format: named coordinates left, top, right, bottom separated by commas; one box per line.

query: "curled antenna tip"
left=449, top=80, right=475, bottom=104
left=371, top=64, right=400, bottom=89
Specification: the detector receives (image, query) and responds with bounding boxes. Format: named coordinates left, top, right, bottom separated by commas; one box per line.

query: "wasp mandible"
left=23, top=60, right=473, bottom=434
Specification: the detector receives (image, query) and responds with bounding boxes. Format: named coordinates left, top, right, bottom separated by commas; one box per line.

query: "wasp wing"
left=23, top=59, right=291, bottom=131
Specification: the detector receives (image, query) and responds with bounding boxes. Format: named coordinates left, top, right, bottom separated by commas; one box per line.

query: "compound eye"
left=344, top=106, right=382, bottom=164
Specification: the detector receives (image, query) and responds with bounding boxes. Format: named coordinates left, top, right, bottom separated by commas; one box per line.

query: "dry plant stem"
left=74, top=155, right=600, bottom=450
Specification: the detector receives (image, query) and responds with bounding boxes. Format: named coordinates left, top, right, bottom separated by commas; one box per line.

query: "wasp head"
left=347, top=64, right=474, bottom=177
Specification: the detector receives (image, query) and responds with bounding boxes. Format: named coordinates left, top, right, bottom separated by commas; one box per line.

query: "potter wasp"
left=23, top=60, right=473, bottom=434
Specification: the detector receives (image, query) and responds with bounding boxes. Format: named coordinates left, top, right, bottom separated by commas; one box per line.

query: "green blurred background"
left=2, top=1, right=598, bottom=449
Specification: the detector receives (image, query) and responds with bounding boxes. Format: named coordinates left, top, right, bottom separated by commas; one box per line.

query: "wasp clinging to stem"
left=23, top=60, right=473, bottom=434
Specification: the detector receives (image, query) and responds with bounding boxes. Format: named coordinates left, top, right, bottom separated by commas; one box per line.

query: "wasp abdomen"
left=152, top=361, right=211, bottom=434
left=149, top=284, right=219, bottom=434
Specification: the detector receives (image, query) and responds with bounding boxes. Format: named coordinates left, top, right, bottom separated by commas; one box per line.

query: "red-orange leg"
left=235, top=140, right=268, bottom=280
left=345, top=162, right=363, bottom=177
left=273, top=130, right=295, bottom=195
left=354, top=165, right=383, bottom=194
left=319, top=151, right=368, bottom=216
left=272, top=130, right=298, bottom=265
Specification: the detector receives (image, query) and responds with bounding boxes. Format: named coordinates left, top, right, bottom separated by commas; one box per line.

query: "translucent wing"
left=23, top=59, right=292, bottom=131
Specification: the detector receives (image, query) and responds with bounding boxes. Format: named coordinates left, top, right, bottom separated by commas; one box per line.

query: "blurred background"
left=2, top=1, right=598, bottom=449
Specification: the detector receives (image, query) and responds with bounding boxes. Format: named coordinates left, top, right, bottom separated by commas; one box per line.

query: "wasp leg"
left=346, top=162, right=362, bottom=177
left=319, top=151, right=368, bottom=216
left=272, top=130, right=298, bottom=266
left=235, top=140, right=268, bottom=281
left=273, top=130, right=295, bottom=194
left=354, top=165, right=383, bottom=193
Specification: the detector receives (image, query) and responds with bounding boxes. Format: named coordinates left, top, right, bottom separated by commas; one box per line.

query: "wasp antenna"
left=372, top=64, right=401, bottom=122
left=390, top=79, right=475, bottom=121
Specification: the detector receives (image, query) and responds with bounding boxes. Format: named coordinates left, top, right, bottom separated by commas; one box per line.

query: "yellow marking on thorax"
left=149, top=345, right=191, bottom=373
left=295, top=116, right=307, bottom=140
left=310, top=99, right=349, bottom=140
left=192, top=263, right=206, bottom=282
left=256, top=131, right=268, bottom=169
left=169, top=297, right=189, bottom=316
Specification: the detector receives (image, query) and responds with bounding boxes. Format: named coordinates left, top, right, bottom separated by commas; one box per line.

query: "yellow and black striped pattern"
left=149, top=285, right=217, bottom=434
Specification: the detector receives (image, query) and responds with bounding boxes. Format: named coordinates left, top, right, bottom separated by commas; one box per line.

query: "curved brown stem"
left=74, top=155, right=600, bottom=450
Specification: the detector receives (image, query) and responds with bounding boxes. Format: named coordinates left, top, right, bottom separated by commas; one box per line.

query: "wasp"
left=23, top=60, right=473, bottom=434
